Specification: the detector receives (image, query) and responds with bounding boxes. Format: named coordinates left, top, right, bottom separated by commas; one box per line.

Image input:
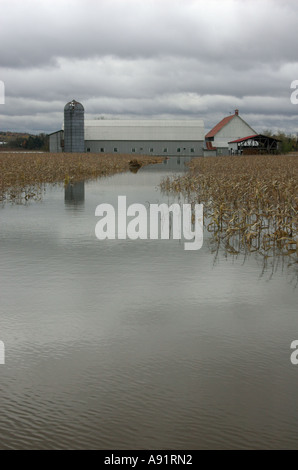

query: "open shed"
left=228, top=134, right=281, bottom=155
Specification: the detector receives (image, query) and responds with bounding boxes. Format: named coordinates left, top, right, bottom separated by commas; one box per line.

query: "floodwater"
left=0, top=157, right=297, bottom=450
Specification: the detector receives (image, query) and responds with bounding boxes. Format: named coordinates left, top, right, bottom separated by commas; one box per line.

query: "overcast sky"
left=1, top=0, right=298, bottom=135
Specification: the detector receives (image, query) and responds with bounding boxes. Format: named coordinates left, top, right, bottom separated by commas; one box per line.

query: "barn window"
left=132, top=148, right=136, bottom=152
left=163, top=148, right=168, bottom=153
left=149, top=148, right=154, bottom=153
left=177, top=148, right=181, bottom=153
left=191, top=148, right=195, bottom=153
left=114, top=148, right=118, bottom=152
left=100, top=148, right=105, bottom=152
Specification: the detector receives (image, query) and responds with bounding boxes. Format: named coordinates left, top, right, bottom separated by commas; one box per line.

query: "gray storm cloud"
left=0, top=0, right=298, bottom=134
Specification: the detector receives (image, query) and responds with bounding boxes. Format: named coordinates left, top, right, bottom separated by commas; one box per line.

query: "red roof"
left=205, top=115, right=235, bottom=138
left=228, top=134, right=258, bottom=144
left=205, top=141, right=217, bottom=150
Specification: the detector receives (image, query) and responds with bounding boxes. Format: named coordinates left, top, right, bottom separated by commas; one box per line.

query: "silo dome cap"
left=64, top=99, right=84, bottom=111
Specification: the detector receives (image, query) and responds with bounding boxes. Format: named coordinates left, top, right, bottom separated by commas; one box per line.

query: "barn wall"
left=85, top=140, right=204, bottom=156
left=49, top=130, right=64, bottom=153
left=214, top=115, right=256, bottom=148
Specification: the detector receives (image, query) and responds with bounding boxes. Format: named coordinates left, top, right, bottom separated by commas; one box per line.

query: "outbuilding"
left=228, top=134, right=281, bottom=155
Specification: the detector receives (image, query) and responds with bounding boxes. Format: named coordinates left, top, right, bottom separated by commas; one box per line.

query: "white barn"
left=83, top=119, right=205, bottom=156
left=204, top=110, right=256, bottom=156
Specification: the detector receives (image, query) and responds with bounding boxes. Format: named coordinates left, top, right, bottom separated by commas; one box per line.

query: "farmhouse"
left=49, top=100, right=205, bottom=156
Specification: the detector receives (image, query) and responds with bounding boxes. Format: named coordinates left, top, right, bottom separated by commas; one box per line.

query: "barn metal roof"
left=84, top=119, right=205, bottom=141
left=228, top=134, right=281, bottom=144
left=205, top=141, right=217, bottom=150
left=205, top=115, right=235, bottom=138
left=228, top=134, right=258, bottom=143
left=48, top=129, right=64, bottom=136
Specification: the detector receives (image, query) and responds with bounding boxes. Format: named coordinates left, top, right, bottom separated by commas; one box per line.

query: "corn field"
left=0, top=152, right=162, bottom=203
left=161, top=154, right=298, bottom=260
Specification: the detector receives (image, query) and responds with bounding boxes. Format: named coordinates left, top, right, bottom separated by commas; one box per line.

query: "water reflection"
left=160, top=156, right=193, bottom=171
left=209, top=237, right=298, bottom=286
left=128, top=160, right=142, bottom=173
left=64, top=181, right=85, bottom=207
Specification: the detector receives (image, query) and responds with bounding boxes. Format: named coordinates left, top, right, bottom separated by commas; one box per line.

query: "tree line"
left=6, top=133, right=49, bottom=151
left=263, top=130, right=298, bottom=153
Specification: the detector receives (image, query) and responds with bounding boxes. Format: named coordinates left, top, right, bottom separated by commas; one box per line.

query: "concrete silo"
left=64, top=99, right=85, bottom=152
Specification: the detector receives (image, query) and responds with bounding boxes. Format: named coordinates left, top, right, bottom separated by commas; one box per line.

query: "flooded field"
left=0, top=157, right=297, bottom=449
